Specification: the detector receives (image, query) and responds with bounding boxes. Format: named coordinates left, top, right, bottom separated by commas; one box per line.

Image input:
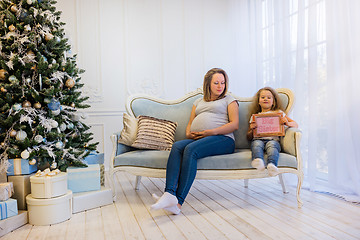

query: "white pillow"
left=118, top=113, right=138, bottom=146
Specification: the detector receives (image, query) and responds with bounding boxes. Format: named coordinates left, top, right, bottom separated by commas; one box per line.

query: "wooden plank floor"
left=2, top=171, right=360, bottom=240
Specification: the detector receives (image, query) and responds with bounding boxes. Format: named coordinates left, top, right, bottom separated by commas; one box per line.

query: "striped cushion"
left=131, top=116, right=178, bottom=151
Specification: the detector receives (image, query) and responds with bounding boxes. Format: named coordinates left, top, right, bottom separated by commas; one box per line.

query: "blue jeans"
left=165, top=135, right=235, bottom=205
left=251, top=139, right=281, bottom=166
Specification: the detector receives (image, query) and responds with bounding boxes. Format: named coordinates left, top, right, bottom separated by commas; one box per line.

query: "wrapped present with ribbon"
left=0, top=182, right=14, bottom=201
left=7, top=175, right=31, bottom=210
left=0, top=198, right=18, bottom=220
left=67, top=164, right=100, bottom=193
left=82, top=152, right=105, bottom=185
left=82, top=152, right=104, bottom=165
left=7, top=158, right=38, bottom=176
left=30, top=169, right=67, bottom=199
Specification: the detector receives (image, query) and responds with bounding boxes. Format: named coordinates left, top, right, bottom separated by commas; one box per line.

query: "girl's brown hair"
left=249, top=87, right=282, bottom=115
left=203, top=68, right=228, bottom=101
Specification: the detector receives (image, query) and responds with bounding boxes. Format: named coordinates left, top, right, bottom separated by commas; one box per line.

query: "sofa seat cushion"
left=114, top=149, right=298, bottom=170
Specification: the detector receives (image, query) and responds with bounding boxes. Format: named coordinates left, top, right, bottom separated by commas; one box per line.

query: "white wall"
left=55, top=0, right=257, bottom=169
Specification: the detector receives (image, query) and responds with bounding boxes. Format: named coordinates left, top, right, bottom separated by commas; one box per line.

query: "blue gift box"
left=82, top=152, right=104, bottom=165
left=0, top=198, right=18, bottom=220
left=67, top=164, right=100, bottom=193
left=7, top=158, right=38, bottom=176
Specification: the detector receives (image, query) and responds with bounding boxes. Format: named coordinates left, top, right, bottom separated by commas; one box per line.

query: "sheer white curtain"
left=233, top=0, right=360, bottom=201
left=325, top=0, right=360, bottom=201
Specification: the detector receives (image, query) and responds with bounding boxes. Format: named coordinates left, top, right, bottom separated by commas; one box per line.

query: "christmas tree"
left=0, top=0, right=97, bottom=172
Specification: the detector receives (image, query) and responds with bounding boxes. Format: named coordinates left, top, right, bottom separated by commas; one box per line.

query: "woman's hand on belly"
left=191, top=129, right=214, bottom=140
left=186, top=131, right=198, bottom=139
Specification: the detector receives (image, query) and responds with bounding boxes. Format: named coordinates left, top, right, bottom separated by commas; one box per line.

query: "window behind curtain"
left=257, top=0, right=328, bottom=180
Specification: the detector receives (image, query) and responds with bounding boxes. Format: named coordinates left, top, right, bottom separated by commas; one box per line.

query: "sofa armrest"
left=280, top=128, right=302, bottom=156
left=110, top=132, right=135, bottom=170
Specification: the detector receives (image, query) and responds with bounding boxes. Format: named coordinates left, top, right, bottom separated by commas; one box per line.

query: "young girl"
left=151, top=68, right=239, bottom=215
left=247, top=87, right=298, bottom=176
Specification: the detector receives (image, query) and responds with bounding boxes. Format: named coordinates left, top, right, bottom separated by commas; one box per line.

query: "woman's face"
left=210, top=73, right=225, bottom=100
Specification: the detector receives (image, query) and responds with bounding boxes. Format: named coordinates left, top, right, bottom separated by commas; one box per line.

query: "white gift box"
left=30, top=172, right=67, bottom=199
left=0, top=182, right=14, bottom=201
left=0, top=211, right=28, bottom=238
left=72, top=187, right=112, bottom=213
left=26, top=190, right=72, bottom=226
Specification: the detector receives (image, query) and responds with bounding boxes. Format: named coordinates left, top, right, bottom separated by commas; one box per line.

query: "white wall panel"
left=98, top=0, right=127, bottom=110
left=125, top=0, right=163, bottom=96
left=203, top=0, right=234, bottom=81
left=76, top=0, right=103, bottom=103
left=56, top=0, right=256, bottom=170
left=161, top=0, right=186, bottom=99
left=184, top=0, right=205, bottom=92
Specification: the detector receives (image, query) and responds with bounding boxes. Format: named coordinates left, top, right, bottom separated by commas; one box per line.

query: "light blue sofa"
left=110, top=88, right=304, bottom=207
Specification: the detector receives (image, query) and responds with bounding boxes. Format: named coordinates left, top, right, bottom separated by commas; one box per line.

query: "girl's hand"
left=249, top=122, right=257, bottom=129
left=282, top=115, right=298, bottom=128
left=280, top=117, right=288, bottom=125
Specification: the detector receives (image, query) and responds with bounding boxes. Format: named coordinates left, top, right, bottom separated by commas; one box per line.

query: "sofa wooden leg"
left=278, top=174, right=288, bottom=193
left=244, top=179, right=249, bottom=188
left=297, top=173, right=304, bottom=208
left=135, top=176, right=142, bottom=190
left=110, top=170, right=117, bottom=201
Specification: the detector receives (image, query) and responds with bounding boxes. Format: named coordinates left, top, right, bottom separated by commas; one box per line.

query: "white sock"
left=150, top=192, right=178, bottom=211
left=251, top=158, right=265, bottom=171
left=267, top=163, right=279, bottom=177
left=152, top=194, right=181, bottom=215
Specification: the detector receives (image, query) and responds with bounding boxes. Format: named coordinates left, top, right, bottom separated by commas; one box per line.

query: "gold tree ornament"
left=8, top=24, right=15, bottom=32
left=29, top=159, right=37, bottom=165
left=65, top=78, right=75, bottom=88
left=45, top=33, right=54, bottom=41
left=10, top=130, right=17, bottom=137
left=33, top=102, right=41, bottom=109
left=1, top=87, right=7, bottom=92
left=10, top=5, right=18, bottom=13
left=0, top=69, right=7, bottom=80
left=22, top=100, right=31, bottom=108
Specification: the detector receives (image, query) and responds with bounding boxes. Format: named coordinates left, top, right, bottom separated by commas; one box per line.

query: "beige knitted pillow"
left=131, top=115, right=177, bottom=151
left=118, top=113, right=138, bottom=146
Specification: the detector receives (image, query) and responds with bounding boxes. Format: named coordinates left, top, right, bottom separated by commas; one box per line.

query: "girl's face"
left=210, top=73, right=225, bottom=100
left=259, top=90, right=274, bottom=111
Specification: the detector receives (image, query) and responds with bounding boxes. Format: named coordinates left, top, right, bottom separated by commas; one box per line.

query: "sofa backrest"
left=127, top=88, right=294, bottom=149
